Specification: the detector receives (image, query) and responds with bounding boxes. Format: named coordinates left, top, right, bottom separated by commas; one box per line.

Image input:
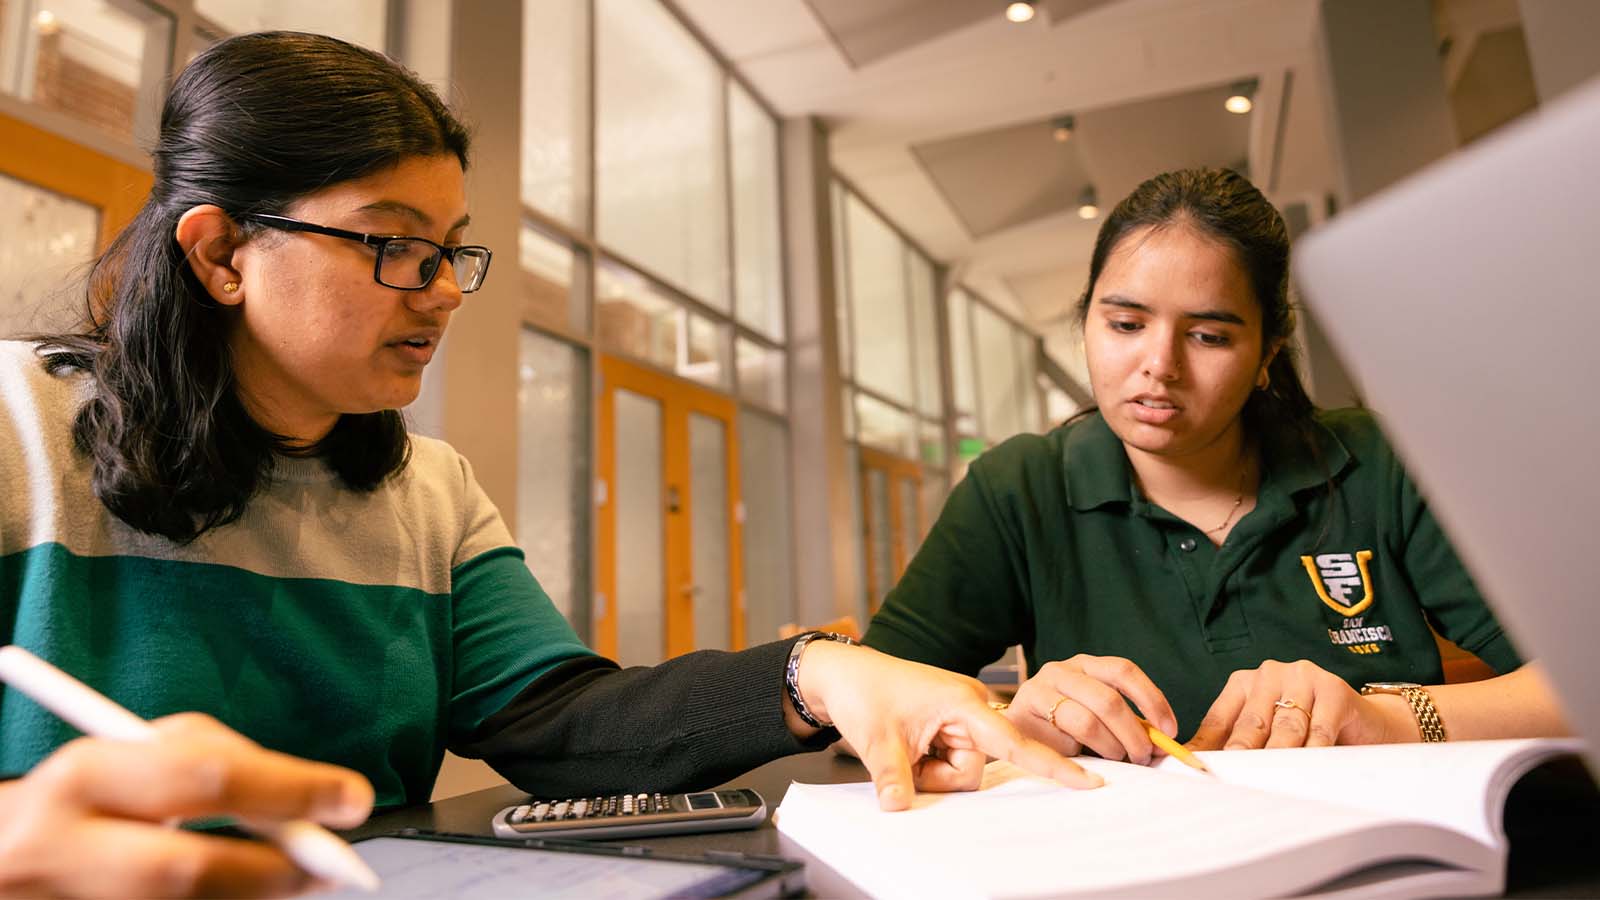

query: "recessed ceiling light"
left=1226, top=79, right=1258, bottom=115
left=1077, top=185, right=1099, bottom=220
left=1005, top=2, right=1036, bottom=24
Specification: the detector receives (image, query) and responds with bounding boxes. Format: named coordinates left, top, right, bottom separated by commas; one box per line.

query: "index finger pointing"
left=854, top=729, right=917, bottom=811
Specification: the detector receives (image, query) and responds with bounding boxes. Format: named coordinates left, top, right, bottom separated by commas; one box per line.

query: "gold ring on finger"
left=1042, top=695, right=1070, bottom=727
left=1274, top=697, right=1309, bottom=718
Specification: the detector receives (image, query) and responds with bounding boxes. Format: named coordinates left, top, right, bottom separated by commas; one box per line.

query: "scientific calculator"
left=490, top=788, right=768, bottom=841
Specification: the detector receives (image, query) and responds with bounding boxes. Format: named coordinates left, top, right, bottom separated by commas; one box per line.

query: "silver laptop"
left=1294, top=75, right=1600, bottom=762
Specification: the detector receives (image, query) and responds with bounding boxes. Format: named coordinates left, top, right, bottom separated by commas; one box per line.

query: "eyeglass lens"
left=378, top=240, right=489, bottom=291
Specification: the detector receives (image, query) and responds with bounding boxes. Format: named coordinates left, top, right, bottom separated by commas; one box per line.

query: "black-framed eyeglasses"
left=240, top=214, right=493, bottom=293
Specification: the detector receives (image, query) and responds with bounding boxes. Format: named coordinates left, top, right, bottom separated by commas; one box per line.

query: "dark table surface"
left=349, top=749, right=1600, bottom=898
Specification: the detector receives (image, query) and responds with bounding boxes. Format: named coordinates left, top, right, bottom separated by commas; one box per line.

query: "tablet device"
left=317, top=829, right=804, bottom=899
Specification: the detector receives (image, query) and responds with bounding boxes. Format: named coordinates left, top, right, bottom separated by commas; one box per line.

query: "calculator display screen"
left=323, top=836, right=768, bottom=900
left=686, top=792, right=722, bottom=810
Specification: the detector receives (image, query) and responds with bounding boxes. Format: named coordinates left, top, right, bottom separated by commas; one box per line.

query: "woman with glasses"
left=0, top=32, right=1084, bottom=898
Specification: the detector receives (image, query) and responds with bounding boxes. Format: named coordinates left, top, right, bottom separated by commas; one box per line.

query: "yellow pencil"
left=1138, top=716, right=1213, bottom=776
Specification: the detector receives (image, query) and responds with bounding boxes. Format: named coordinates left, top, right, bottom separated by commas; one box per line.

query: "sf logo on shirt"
left=1301, top=550, right=1394, bottom=656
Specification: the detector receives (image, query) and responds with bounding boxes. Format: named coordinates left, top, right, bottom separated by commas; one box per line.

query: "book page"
left=777, top=758, right=1480, bottom=899
left=1155, top=738, right=1584, bottom=846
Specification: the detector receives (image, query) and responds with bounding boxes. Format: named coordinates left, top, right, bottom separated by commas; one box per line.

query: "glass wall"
left=515, top=0, right=791, bottom=651
left=845, top=193, right=912, bottom=407
left=957, top=288, right=1046, bottom=450
left=738, top=411, right=794, bottom=644
left=729, top=80, right=783, bottom=342
left=521, top=223, right=588, bottom=336
left=517, top=328, right=591, bottom=625
left=0, top=0, right=172, bottom=141
left=521, top=0, right=589, bottom=229
left=831, top=181, right=954, bottom=615
left=596, top=0, right=727, bottom=311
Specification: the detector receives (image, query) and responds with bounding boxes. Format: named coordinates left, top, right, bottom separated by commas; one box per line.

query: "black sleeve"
left=449, top=636, right=836, bottom=797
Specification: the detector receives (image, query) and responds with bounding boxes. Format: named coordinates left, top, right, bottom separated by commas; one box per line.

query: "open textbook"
left=776, top=738, right=1588, bottom=899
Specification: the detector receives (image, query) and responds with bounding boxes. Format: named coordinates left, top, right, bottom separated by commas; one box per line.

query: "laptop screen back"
left=1294, top=76, right=1600, bottom=762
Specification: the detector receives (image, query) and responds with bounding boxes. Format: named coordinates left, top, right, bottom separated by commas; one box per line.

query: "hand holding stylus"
left=0, top=646, right=378, bottom=898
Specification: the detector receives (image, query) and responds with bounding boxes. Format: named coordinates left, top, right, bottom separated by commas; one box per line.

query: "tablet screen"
left=319, top=836, right=772, bottom=900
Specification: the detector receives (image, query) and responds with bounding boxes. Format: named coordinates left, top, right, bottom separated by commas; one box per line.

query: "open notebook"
left=776, top=738, right=1585, bottom=899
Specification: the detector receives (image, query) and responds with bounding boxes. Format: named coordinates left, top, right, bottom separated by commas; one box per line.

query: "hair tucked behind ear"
left=34, top=31, right=470, bottom=543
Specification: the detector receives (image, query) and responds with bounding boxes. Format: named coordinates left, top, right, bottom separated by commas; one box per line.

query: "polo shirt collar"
left=1062, top=411, right=1354, bottom=510
left=1063, top=413, right=1134, bottom=510
left=1259, top=414, right=1354, bottom=498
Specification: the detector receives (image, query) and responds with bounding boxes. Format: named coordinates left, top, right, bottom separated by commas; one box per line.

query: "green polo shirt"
left=864, top=409, right=1522, bottom=741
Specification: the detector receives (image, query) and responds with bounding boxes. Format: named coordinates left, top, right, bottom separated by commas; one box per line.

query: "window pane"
left=596, top=0, right=728, bottom=310
left=948, top=288, right=976, bottom=415
left=522, top=0, right=588, bottom=229
left=736, top=336, right=785, bottom=413
left=845, top=443, right=866, bottom=617
left=918, top=419, right=945, bottom=468
left=1014, top=328, right=1041, bottom=433
left=846, top=195, right=912, bottom=405
left=521, top=223, right=588, bottom=335
left=831, top=181, right=852, bottom=380
left=517, top=329, right=590, bottom=630
left=2, top=0, right=171, bottom=141
left=689, top=413, right=730, bottom=651
left=739, top=412, right=794, bottom=645
left=684, top=312, right=728, bottom=389
left=855, top=391, right=914, bottom=458
left=0, top=171, right=97, bottom=337
left=729, top=81, right=782, bottom=341
left=1046, top=386, right=1081, bottom=427
left=195, top=0, right=384, bottom=48
left=614, top=387, right=665, bottom=665
left=975, top=302, right=1022, bottom=441
left=865, top=468, right=892, bottom=607
left=596, top=260, right=726, bottom=387
left=907, top=252, right=941, bottom=418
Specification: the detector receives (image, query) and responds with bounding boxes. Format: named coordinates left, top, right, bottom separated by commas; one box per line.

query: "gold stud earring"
left=222, top=282, right=239, bottom=294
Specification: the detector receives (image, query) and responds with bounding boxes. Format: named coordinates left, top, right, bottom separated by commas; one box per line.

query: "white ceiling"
left=671, top=0, right=1525, bottom=383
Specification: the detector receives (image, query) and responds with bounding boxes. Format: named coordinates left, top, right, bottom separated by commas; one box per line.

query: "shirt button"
left=1178, top=537, right=1198, bottom=552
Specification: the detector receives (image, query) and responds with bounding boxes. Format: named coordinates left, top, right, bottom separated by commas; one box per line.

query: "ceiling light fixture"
left=1077, top=185, right=1099, bottom=220
left=1225, top=79, right=1258, bottom=115
left=1051, top=115, right=1076, bottom=143
left=35, top=10, right=59, bottom=34
left=1005, top=1, right=1035, bottom=24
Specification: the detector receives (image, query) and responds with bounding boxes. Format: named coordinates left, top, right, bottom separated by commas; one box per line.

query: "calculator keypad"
left=508, top=793, right=672, bottom=824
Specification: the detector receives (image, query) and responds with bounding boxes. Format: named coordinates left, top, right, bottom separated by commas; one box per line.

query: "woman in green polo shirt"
left=863, top=168, right=1569, bottom=765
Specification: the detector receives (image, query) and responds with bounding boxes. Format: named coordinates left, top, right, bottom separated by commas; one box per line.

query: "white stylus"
left=0, top=645, right=380, bottom=892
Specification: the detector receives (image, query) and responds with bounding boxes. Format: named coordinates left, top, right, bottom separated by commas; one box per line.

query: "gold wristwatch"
left=1360, top=682, right=1447, bottom=742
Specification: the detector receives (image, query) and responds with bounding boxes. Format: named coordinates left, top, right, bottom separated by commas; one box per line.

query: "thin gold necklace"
left=1204, top=465, right=1250, bottom=535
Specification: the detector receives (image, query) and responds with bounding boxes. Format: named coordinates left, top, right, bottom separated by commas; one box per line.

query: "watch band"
left=1398, top=686, right=1448, bottom=742
left=1362, top=683, right=1448, bottom=743
left=784, top=631, right=858, bottom=729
